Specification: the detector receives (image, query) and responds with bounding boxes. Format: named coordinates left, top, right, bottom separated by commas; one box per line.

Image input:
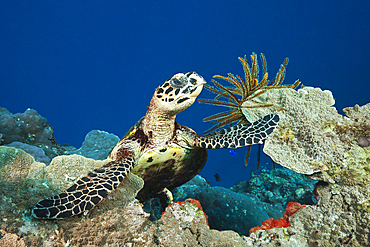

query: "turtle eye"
left=170, top=78, right=186, bottom=89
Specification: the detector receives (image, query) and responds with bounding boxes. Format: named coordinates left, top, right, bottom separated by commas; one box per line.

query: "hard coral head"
left=152, top=72, right=206, bottom=115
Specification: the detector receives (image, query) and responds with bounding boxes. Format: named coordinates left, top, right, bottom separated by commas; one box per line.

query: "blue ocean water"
left=1, top=1, right=369, bottom=188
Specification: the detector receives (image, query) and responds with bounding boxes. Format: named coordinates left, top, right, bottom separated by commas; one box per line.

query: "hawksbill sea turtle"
left=32, top=72, right=279, bottom=219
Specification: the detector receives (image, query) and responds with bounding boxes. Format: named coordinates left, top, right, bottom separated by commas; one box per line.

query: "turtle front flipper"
left=32, top=155, right=135, bottom=219
left=195, top=114, right=279, bottom=149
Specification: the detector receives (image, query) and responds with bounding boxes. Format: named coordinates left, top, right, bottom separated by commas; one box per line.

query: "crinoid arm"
left=194, top=114, right=279, bottom=149
left=265, top=79, right=301, bottom=90
left=32, top=154, right=136, bottom=219
left=201, top=110, right=247, bottom=135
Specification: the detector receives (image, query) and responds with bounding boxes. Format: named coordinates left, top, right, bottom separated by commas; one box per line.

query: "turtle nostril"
left=186, top=72, right=194, bottom=77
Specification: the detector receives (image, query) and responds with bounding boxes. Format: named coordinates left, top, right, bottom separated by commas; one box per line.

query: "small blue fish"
left=230, top=150, right=237, bottom=158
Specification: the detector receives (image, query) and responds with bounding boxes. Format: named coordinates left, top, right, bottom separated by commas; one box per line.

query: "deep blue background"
left=1, top=1, right=369, bottom=187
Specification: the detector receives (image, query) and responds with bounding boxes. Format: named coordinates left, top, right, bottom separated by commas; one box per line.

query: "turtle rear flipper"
left=195, top=114, right=279, bottom=149
left=32, top=155, right=135, bottom=219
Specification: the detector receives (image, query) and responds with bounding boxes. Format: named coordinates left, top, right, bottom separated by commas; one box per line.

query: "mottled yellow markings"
left=137, top=144, right=186, bottom=169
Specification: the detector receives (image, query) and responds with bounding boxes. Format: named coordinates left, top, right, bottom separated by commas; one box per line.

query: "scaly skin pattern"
left=193, top=114, right=279, bottom=149
left=32, top=72, right=279, bottom=219
left=32, top=153, right=135, bottom=219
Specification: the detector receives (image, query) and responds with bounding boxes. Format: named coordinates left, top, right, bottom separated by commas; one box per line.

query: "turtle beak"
left=189, top=73, right=206, bottom=98
left=189, top=84, right=204, bottom=98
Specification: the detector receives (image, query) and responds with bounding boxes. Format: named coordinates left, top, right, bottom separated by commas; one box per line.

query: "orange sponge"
left=249, top=202, right=306, bottom=234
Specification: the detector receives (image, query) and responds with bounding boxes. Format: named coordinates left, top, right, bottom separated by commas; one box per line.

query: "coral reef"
left=1, top=87, right=370, bottom=245
left=0, top=107, right=66, bottom=159
left=0, top=146, right=45, bottom=218
left=66, top=129, right=120, bottom=160
left=232, top=167, right=316, bottom=206
left=172, top=169, right=316, bottom=237
left=0, top=231, right=26, bottom=247
left=157, top=199, right=246, bottom=246
left=343, top=103, right=370, bottom=123
left=239, top=90, right=370, bottom=245
left=0, top=149, right=249, bottom=246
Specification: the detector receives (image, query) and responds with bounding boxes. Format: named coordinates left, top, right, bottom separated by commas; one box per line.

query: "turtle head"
left=152, top=72, right=206, bottom=115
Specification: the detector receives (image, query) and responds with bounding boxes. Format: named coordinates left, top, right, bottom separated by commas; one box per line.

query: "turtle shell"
left=116, top=117, right=207, bottom=202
